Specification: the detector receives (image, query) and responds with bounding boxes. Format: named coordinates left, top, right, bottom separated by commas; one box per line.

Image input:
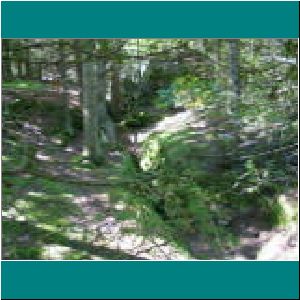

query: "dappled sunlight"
left=3, top=218, right=147, bottom=260
left=42, top=244, right=78, bottom=260
left=2, top=207, right=26, bottom=221
left=114, top=201, right=127, bottom=211
left=93, top=227, right=189, bottom=260
left=35, top=151, right=54, bottom=162
left=128, top=109, right=207, bottom=145
left=2, top=155, right=13, bottom=161
left=2, top=39, right=298, bottom=260
left=64, top=146, right=75, bottom=153
left=256, top=222, right=298, bottom=260
left=50, top=137, right=63, bottom=145
left=27, top=191, right=46, bottom=197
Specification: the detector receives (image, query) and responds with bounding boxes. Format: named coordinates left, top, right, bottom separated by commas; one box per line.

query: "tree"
left=110, top=62, right=122, bottom=120
left=82, top=62, right=116, bottom=164
left=228, top=39, right=241, bottom=100
left=23, top=40, right=32, bottom=79
left=2, top=39, right=13, bottom=81
left=58, top=40, right=73, bottom=136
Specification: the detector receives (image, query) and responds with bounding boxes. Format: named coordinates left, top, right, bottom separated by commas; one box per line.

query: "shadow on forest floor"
left=2, top=93, right=298, bottom=260
left=2, top=219, right=146, bottom=260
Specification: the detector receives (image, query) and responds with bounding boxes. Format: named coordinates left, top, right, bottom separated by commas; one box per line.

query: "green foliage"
left=118, top=119, right=294, bottom=252
left=3, top=39, right=297, bottom=259
left=2, top=174, right=85, bottom=259
left=3, top=80, right=46, bottom=90
left=155, top=76, right=215, bottom=109
left=140, top=132, right=168, bottom=171
left=118, top=154, right=238, bottom=249
left=258, top=196, right=287, bottom=226
left=63, top=250, right=90, bottom=260
left=121, top=111, right=160, bottom=129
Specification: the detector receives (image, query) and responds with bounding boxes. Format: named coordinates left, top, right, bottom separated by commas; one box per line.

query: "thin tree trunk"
left=229, top=39, right=241, bottom=99
left=24, top=42, right=32, bottom=79
left=74, top=40, right=83, bottom=104
left=58, top=40, right=73, bottom=136
left=15, top=41, right=24, bottom=79
left=110, top=62, right=121, bottom=120
left=228, top=39, right=242, bottom=147
left=17, top=61, right=23, bottom=79
left=2, top=40, right=13, bottom=81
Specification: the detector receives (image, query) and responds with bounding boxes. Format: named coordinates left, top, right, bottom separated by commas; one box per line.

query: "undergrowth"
left=116, top=122, right=296, bottom=254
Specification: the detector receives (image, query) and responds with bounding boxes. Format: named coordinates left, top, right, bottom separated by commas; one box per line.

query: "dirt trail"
left=128, top=109, right=206, bottom=144
left=31, top=135, right=189, bottom=260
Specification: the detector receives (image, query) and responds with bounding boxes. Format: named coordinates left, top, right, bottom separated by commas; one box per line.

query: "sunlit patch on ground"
left=35, top=151, right=54, bottom=162
left=41, top=244, right=90, bottom=260
left=2, top=44, right=298, bottom=261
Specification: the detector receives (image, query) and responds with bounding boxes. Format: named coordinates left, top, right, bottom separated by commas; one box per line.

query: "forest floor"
left=2, top=87, right=299, bottom=260
left=3, top=130, right=189, bottom=259
left=131, top=109, right=299, bottom=260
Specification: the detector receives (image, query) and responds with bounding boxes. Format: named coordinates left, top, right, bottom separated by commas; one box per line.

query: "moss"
left=3, top=80, right=47, bottom=90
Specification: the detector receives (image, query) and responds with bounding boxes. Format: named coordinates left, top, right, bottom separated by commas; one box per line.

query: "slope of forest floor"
left=2, top=90, right=189, bottom=260
left=2, top=86, right=298, bottom=260
left=129, top=109, right=299, bottom=260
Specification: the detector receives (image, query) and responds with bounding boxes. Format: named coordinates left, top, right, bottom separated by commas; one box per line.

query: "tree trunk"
left=17, top=61, right=23, bottom=79
left=24, top=42, right=32, bottom=79
left=229, top=39, right=241, bottom=99
left=110, top=62, right=121, bottom=120
left=58, top=40, right=73, bottom=136
left=228, top=39, right=242, bottom=147
left=82, top=63, right=104, bottom=163
left=2, top=40, right=13, bottom=81
left=74, top=40, right=83, bottom=106
left=15, top=41, right=24, bottom=79
left=82, top=62, right=117, bottom=163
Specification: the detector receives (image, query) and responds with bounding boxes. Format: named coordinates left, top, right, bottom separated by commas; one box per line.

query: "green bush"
left=155, top=76, right=215, bottom=109
left=3, top=80, right=46, bottom=90
left=121, top=111, right=159, bottom=129
left=119, top=125, right=293, bottom=250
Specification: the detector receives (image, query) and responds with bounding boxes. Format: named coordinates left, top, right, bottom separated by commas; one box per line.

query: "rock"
left=17, top=234, right=31, bottom=243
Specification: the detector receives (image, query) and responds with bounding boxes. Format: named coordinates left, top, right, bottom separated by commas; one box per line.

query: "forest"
left=1, top=39, right=298, bottom=260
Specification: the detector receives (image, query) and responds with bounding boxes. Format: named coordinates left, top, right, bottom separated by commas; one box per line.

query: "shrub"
left=155, top=76, right=215, bottom=109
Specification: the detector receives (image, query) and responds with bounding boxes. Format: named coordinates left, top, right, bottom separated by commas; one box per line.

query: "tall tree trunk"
left=214, top=39, right=222, bottom=90
left=58, top=40, right=73, bottom=136
left=229, top=39, right=241, bottom=99
left=24, top=41, right=32, bottom=79
left=17, top=61, right=23, bottom=79
left=74, top=40, right=83, bottom=105
left=82, top=62, right=105, bottom=163
left=228, top=39, right=242, bottom=147
left=82, top=62, right=116, bottom=164
left=2, top=39, right=13, bottom=81
left=15, top=41, right=24, bottom=79
left=38, top=63, right=43, bottom=81
left=110, top=62, right=121, bottom=120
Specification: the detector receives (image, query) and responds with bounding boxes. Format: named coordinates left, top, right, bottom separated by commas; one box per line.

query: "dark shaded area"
left=3, top=220, right=146, bottom=260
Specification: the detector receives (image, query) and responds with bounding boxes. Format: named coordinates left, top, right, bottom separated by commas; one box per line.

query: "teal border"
left=1, top=1, right=299, bottom=38
left=2, top=261, right=299, bottom=299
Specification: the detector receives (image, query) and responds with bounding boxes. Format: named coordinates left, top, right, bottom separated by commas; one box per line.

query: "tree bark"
left=110, top=62, right=122, bottom=120
left=83, top=62, right=117, bottom=163
left=2, top=40, right=13, bottom=81
left=73, top=40, right=83, bottom=108
left=58, top=40, right=73, bottom=136
left=24, top=41, right=32, bottom=79
left=229, top=39, right=241, bottom=99
left=82, top=62, right=108, bottom=164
